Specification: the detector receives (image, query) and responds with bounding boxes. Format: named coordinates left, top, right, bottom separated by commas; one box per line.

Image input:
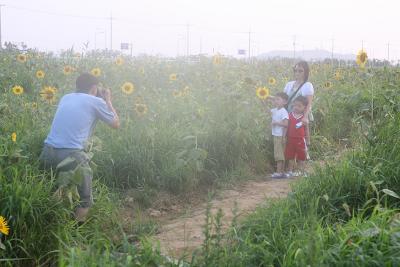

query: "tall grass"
left=1, top=45, right=400, bottom=265
left=192, top=108, right=400, bottom=266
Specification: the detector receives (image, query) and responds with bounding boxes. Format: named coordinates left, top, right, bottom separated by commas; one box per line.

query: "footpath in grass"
left=152, top=177, right=291, bottom=258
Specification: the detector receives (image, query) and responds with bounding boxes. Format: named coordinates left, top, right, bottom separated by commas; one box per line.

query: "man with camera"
left=39, top=73, right=120, bottom=223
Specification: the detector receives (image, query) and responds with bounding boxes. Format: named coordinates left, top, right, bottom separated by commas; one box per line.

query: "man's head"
left=76, top=73, right=99, bottom=95
left=292, top=96, right=308, bottom=114
left=273, top=92, right=288, bottom=108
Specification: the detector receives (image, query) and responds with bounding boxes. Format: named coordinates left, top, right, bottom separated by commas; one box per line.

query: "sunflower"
left=16, top=54, right=27, bottom=63
left=169, top=73, right=177, bottom=81
left=334, top=71, right=342, bottom=80
left=40, top=86, right=57, bottom=103
left=213, top=54, right=222, bottom=65
left=172, top=89, right=182, bottom=98
left=324, top=81, right=333, bottom=89
left=32, top=102, right=38, bottom=109
left=36, top=70, right=45, bottom=79
left=268, top=77, right=277, bottom=85
left=182, top=86, right=190, bottom=96
left=115, top=57, right=124, bottom=66
left=91, top=68, right=101, bottom=77
left=256, top=87, right=270, bottom=100
left=134, top=95, right=144, bottom=104
left=135, top=103, right=148, bottom=116
left=0, top=216, right=9, bottom=235
left=356, top=49, right=368, bottom=68
left=11, top=132, right=16, bottom=143
left=121, top=82, right=135, bottom=95
left=63, top=65, right=73, bottom=75
left=12, top=85, right=24, bottom=95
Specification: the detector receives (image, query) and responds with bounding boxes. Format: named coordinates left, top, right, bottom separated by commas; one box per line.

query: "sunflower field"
left=1, top=44, right=400, bottom=266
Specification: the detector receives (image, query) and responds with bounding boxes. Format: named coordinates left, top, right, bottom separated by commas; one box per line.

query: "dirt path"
left=152, top=178, right=293, bottom=258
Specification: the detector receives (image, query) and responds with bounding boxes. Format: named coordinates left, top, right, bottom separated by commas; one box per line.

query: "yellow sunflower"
left=40, top=86, right=57, bottom=103
left=36, top=70, right=45, bottom=79
left=256, top=87, right=270, bottom=100
left=172, top=89, right=182, bottom=98
left=121, top=82, right=135, bottom=95
left=213, top=54, right=222, bottom=65
left=0, top=216, right=9, bottom=235
left=16, top=54, right=27, bottom=63
left=169, top=73, right=177, bottom=81
left=91, top=68, right=102, bottom=77
left=115, top=57, right=124, bottom=66
left=324, top=81, right=333, bottom=89
left=182, top=86, right=190, bottom=96
left=334, top=71, right=342, bottom=80
left=356, top=49, right=368, bottom=68
left=135, top=103, right=148, bottom=116
left=12, top=85, right=24, bottom=95
left=32, top=102, right=38, bottom=109
left=268, top=77, right=276, bottom=85
left=63, top=65, right=73, bottom=75
left=11, top=132, right=17, bottom=143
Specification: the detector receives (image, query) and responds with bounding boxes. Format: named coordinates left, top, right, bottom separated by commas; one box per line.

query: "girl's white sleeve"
left=303, top=82, right=314, bottom=96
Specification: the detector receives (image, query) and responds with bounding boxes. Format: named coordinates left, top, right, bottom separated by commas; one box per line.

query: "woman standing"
left=283, top=61, right=314, bottom=145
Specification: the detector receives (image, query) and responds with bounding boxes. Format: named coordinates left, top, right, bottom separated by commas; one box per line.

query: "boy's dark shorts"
left=39, top=145, right=93, bottom=208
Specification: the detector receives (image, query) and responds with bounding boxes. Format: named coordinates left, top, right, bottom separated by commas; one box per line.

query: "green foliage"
left=1, top=45, right=400, bottom=266
left=192, top=113, right=400, bottom=266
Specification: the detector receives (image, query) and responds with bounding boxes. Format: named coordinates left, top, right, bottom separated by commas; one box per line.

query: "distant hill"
left=258, top=49, right=355, bottom=61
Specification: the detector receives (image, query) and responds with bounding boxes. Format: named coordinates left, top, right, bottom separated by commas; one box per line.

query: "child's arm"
left=281, top=119, right=288, bottom=137
left=305, top=123, right=310, bottom=145
left=272, top=119, right=288, bottom=128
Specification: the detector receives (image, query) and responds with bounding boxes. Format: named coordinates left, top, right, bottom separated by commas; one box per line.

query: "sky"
left=2, top=0, right=400, bottom=60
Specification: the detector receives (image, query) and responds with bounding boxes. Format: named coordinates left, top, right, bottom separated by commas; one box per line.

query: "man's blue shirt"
left=45, top=93, right=115, bottom=149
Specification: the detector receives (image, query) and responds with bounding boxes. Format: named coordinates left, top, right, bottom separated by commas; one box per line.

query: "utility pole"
left=186, top=23, right=190, bottom=58
left=248, top=29, right=251, bottom=60
left=387, top=42, right=390, bottom=64
left=293, top=35, right=296, bottom=60
left=0, top=4, right=4, bottom=49
left=199, top=36, right=202, bottom=55
left=109, top=12, right=113, bottom=50
left=331, top=38, right=334, bottom=64
left=130, top=42, right=133, bottom=57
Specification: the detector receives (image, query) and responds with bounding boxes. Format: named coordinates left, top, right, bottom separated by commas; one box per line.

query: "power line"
left=6, top=5, right=107, bottom=20
left=0, top=4, right=4, bottom=49
left=110, top=12, right=113, bottom=50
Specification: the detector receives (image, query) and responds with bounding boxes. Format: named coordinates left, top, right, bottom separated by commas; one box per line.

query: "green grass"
left=1, top=46, right=400, bottom=265
left=191, top=112, right=400, bottom=267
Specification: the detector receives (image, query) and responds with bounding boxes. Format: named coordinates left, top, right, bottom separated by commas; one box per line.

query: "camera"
left=96, top=84, right=106, bottom=99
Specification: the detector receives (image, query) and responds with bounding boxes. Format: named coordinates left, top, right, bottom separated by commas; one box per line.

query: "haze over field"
left=3, top=0, right=400, bottom=60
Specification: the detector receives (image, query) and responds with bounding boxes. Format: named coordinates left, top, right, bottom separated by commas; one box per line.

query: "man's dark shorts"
left=39, top=145, right=93, bottom=208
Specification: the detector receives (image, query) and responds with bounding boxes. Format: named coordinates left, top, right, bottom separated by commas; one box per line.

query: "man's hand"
left=103, top=89, right=112, bottom=103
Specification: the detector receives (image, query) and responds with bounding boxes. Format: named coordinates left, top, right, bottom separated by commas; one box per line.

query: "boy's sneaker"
left=292, top=171, right=302, bottom=177
left=271, top=172, right=286, bottom=179
left=271, top=172, right=281, bottom=178
left=285, top=171, right=294, bottom=178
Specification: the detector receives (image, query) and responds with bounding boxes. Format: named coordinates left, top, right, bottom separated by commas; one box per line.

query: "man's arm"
left=103, top=89, right=120, bottom=129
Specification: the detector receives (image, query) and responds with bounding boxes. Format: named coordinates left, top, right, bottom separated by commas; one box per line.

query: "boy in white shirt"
left=270, top=92, right=289, bottom=178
